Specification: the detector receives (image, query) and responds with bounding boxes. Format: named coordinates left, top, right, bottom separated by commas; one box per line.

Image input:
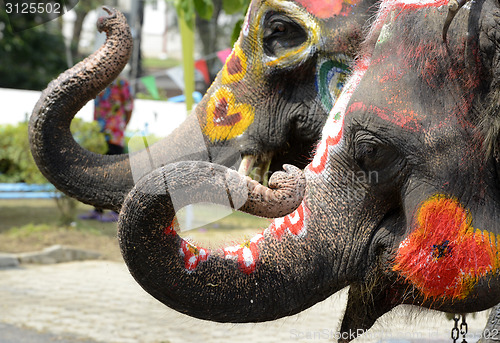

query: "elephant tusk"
left=238, top=155, right=257, bottom=176
left=238, top=154, right=273, bottom=186
left=442, top=0, right=470, bottom=42
left=254, top=158, right=272, bottom=186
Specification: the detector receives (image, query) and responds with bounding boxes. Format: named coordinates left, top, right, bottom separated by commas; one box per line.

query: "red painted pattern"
left=163, top=222, right=177, bottom=236
left=226, top=51, right=244, bottom=76
left=369, top=0, right=449, bottom=36
left=163, top=202, right=308, bottom=274
left=223, top=203, right=309, bottom=274
left=180, top=240, right=210, bottom=271
left=223, top=233, right=265, bottom=274
left=381, top=0, right=448, bottom=11
left=164, top=220, right=211, bottom=271
left=308, top=122, right=344, bottom=175
left=393, top=195, right=500, bottom=299
left=213, top=97, right=243, bottom=127
left=295, top=0, right=362, bottom=18
left=346, top=101, right=421, bottom=131
left=267, top=203, right=307, bottom=239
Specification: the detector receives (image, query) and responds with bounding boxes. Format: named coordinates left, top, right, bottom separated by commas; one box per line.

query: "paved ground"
left=0, top=322, right=101, bottom=343
left=0, top=261, right=492, bottom=343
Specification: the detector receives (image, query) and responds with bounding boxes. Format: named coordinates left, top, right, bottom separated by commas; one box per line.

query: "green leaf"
left=0, top=119, right=106, bottom=184
left=231, top=18, right=244, bottom=46
left=169, top=0, right=196, bottom=28
left=222, top=0, right=246, bottom=14
left=194, top=0, right=214, bottom=20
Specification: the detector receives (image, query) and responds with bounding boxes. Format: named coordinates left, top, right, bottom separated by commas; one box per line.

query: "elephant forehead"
left=293, top=0, right=362, bottom=18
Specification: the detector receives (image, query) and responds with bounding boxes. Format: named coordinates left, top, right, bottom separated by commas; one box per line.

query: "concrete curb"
left=0, top=245, right=101, bottom=268
left=0, top=253, right=20, bottom=268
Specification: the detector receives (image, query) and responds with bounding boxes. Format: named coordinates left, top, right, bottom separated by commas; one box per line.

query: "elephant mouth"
left=238, top=154, right=273, bottom=185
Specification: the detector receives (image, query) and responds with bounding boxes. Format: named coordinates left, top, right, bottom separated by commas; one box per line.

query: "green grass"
left=0, top=198, right=271, bottom=253
left=4, top=223, right=55, bottom=238
left=0, top=199, right=117, bottom=236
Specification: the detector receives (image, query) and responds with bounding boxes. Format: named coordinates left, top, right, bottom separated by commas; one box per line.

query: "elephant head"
left=29, top=0, right=376, bottom=212
left=118, top=0, right=500, bottom=341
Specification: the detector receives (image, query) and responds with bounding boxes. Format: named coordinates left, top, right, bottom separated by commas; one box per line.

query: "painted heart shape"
left=393, top=195, right=500, bottom=300
left=204, top=87, right=255, bottom=141
left=212, top=97, right=243, bottom=127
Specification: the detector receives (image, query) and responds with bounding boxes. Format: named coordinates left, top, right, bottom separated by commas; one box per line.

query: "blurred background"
left=0, top=0, right=265, bottom=260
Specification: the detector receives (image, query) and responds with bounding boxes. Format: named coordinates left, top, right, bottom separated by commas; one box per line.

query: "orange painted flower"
left=203, top=87, right=255, bottom=141
left=222, top=45, right=247, bottom=84
left=393, top=195, right=499, bottom=300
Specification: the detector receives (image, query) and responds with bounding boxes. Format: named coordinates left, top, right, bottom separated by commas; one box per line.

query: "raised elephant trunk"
left=29, top=7, right=133, bottom=211
left=29, top=7, right=211, bottom=211
left=118, top=161, right=337, bottom=322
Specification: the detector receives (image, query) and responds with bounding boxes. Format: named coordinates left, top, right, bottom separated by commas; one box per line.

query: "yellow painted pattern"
left=222, top=44, right=248, bottom=84
left=262, top=0, right=321, bottom=68
left=203, top=87, right=255, bottom=142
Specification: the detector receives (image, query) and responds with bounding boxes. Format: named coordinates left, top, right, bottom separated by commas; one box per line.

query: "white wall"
left=61, top=1, right=182, bottom=59
left=0, top=88, right=188, bottom=137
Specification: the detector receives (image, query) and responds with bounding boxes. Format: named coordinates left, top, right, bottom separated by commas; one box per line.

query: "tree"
left=70, top=0, right=101, bottom=61
left=195, top=0, right=223, bottom=81
left=0, top=9, right=67, bottom=90
left=167, top=0, right=249, bottom=108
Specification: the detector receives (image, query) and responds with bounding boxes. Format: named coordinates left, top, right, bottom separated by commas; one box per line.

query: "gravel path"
left=0, top=261, right=492, bottom=343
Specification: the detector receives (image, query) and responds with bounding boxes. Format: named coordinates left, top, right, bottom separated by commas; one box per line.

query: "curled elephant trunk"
left=29, top=7, right=133, bottom=211
left=118, top=161, right=335, bottom=322
left=29, top=7, right=204, bottom=211
left=28, top=6, right=264, bottom=213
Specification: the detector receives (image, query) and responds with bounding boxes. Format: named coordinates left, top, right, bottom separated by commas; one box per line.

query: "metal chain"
left=452, top=315, right=460, bottom=342
left=451, top=314, right=468, bottom=343
left=460, top=314, right=468, bottom=343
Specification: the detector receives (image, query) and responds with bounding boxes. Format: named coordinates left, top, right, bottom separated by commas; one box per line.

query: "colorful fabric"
left=94, top=78, right=133, bottom=147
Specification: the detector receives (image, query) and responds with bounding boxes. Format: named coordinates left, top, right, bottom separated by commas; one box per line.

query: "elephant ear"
left=484, top=85, right=500, bottom=179
left=478, top=0, right=500, bottom=179
left=479, top=86, right=500, bottom=179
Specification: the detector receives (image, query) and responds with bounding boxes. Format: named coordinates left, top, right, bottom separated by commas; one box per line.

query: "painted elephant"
left=117, top=0, right=500, bottom=341
left=29, top=0, right=376, bottom=212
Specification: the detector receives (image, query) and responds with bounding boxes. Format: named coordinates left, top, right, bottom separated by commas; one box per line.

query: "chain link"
left=460, top=314, right=468, bottom=343
left=452, top=315, right=460, bottom=342
left=492, top=305, right=500, bottom=325
left=451, top=314, right=468, bottom=343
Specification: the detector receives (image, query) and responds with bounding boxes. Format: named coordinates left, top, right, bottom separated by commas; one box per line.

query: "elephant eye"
left=353, top=133, right=401, bottom=181
left=355, top=141, right=382, bottom=170
left=263, top=12, right=308, bottom=57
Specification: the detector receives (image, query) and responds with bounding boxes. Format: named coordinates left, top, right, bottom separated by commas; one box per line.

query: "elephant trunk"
left=28, top=7, right=209, bottom=211
left=29, top=7, right=133, bottom=211
left=118, top=161, right=336, bottom=322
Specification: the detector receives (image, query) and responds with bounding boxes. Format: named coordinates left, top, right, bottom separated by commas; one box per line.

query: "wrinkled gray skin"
left=479, top=304, right=500, bottom=343
left=118, top=0, right=500, bottom=342
left=29, top=0, right=375, bottom=212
